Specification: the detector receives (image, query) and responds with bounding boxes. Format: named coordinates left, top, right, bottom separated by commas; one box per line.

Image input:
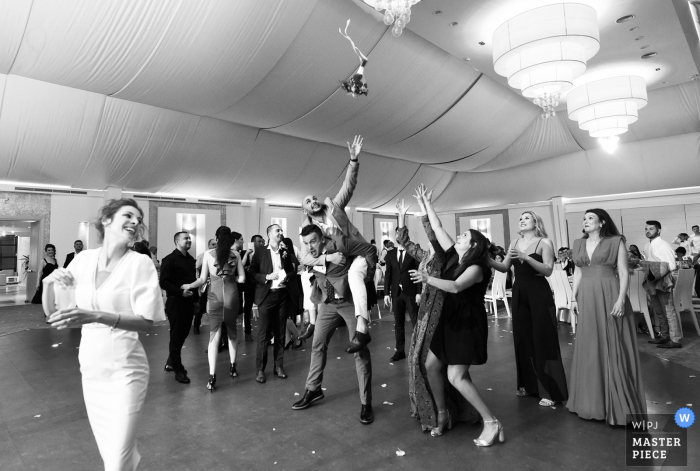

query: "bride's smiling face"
left=103, top=206, right=143, bottom=243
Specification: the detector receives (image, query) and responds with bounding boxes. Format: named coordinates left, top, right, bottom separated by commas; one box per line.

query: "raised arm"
left=419, top=184, right=455, bottom=252
left=395, top=198, right=429, bottom=263
left=411, top=264, right=484, bottom=294
left=332, top=135, right=363, bottom=209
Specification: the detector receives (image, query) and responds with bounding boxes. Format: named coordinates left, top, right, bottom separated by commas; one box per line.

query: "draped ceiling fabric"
left=0, top=0, right=699, bottom=212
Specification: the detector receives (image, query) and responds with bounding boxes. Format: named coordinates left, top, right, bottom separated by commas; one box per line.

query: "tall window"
left=0, top=235, right=17, bottom=271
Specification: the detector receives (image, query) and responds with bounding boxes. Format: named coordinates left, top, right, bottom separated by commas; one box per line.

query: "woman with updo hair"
left=31, top=243, right=59, bottom=304
left=42, top=198, right=165, bottom=470
left=186, top=226, right=245, bottom=391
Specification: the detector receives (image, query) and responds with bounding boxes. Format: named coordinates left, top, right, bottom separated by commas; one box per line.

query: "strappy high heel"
left=207, top=374, right=217, bottom=392
left=474, top=418, right=505, bottom=447
left=430, top=409, right=452, bottom=437
left=229, top=363, right=237, bottom=378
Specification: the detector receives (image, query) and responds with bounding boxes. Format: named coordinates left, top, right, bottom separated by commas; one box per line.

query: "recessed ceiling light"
left=629, top=26, right=639, bottom=31
left=655, top=68, right=661, bottom=71
left=433, top=10, right=442, bottom=15
left=617, top=14, right=635, bottom=23
left=663, top=81, right=670, bottom=84
left=641, top=52, right=657, bottom=59
left=449, top=22, right=458, bottom=26
left=464, top=58, right=471, bottom=61
left=635, top=36, right=644, bottom=40
left=640, top=45, right=649, bottom=49
left=478, top=41, right=485, bottom=45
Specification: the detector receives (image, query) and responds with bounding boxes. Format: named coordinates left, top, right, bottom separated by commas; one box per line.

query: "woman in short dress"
left=491, top=211, right=568, bottom=407
left=567, top=208, right=646, bottom=425
left=186, top=226, right=245, bottom=391
left=43, top=199, right=165, bottom=471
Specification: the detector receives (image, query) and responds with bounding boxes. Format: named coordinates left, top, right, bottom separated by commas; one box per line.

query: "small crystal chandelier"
left=363, top=0, right=422, bottom=37
left=533, top=93, right=560, bottom=119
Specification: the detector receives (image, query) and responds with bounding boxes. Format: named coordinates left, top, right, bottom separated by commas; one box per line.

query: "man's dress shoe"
left=292, top=389, right=324, bottom=410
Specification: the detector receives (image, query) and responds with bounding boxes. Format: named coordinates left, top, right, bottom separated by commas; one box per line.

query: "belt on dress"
left=269, top=287, right=287, bottom=292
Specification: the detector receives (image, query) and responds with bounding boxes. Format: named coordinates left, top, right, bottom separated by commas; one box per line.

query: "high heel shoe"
left=474, top=419, right=505, bottom=447
left=229, top=363, right=237, bottom=378
left=207, top=374, right=217, bottom=392
left=291, top=339, right=305, bottom=350
left=284, top=339, right=293, bottom=350
left=430, top=409, right=452, bottom=437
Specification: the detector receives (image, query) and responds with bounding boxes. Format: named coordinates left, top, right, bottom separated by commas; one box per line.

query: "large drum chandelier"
left=363, top=0, right=422, bottom=37
left=492, top=3, right=600, bottom=118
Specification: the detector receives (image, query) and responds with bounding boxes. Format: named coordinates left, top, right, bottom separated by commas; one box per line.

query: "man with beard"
left=300, top=135, right=373, bottom=353
left=248, top=224, right=295, bottom=383
left=160, top=232, right=198, bottom=384
left=292, top=224, right=374, bottom=425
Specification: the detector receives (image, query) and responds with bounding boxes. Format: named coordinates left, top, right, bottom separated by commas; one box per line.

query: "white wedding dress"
left=68, top=249, right=165, bottom=471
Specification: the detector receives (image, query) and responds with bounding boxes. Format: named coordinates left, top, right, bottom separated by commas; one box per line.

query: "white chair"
left=484, top=271, right=511, bottom=318
left=628, top=270, right=655, bottom=339
left=672, top=269, right=700, bottom=337
left=548, top=268, right=574, bottom=329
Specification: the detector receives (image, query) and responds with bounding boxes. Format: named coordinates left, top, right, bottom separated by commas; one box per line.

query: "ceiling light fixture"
left=616, top=14, right=635, bottom=23
left=641, top=52, right=657, bottom=59
left=598, top=135, right=619, bottom=153
left=567, top=76, right=648, bottom=145
left=363, top=0, right=422, bottom=37
left=493, top=3, right=600, bottom=119
left=634, top=36, right=644, bottom=40
left=629, top=26, right=639, bottom=31
left=640, top=45, right=649, bottom=49
left=449, top=22, right=459, bottom=26
left=433, top=10, right=442, bottom=15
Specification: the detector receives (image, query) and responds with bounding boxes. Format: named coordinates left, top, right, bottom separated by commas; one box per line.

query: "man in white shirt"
left=688, top=225, right=700, bottom=257
left=644, top=220, right=682, bottom=348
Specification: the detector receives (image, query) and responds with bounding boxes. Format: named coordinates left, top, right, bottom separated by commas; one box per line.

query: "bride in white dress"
left=42, top=199, right=165, bottom=471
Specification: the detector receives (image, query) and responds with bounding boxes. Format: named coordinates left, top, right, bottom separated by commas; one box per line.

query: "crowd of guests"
left=35, top=134, right=700, bottom=470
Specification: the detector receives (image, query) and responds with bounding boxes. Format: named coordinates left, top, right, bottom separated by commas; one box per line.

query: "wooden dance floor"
left=0, top=308, right=698, bottom=471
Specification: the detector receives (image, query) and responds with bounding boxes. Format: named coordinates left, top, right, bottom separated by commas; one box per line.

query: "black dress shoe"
left=658, top=341, right=682, bottom=349
left=275, top=367, right=288, bottom=379
left=164, top=364, right=174, bottom=373
left=298, top=324, right=315, bottom=341
left=648, top=337, right=670, bottom=344
left=175, top=370, right=190, bottom=384
left=292, top=389, right=324, bottom=410
left=390, top=351, right=406, bottom=362
left=347, top=331, right=371, bottom=354
left=218, top=343, right=226, bottom=353
left=360, top=403, right=374, bottom=424
left=230, top=363, right=238, bottom=378
left=193, top=326, right=200, bottom=335
left=291, top=339, right=305, bottom=350
left=245, top=333, right=254, bottom=342
left=256, top=371, right=266, bottom=383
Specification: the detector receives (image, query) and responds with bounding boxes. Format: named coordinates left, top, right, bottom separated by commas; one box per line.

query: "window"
left=0, top=235, right=17, bottom=271
left=470, top=218, right=492, bottom=240
left=271, top=217, right=287, bottom=237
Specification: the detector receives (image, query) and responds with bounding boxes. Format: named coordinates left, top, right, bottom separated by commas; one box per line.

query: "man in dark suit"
left=160, top=232, right=198, bottom=384
left=248, top=224, right=293, bottom=383
left=292, top=224, right=374, bottom=425
left=383, top=241, right=420, bottom=362
left=243, top=234, right=265, bottom=342
left=63, top=240, right=84, bottom=268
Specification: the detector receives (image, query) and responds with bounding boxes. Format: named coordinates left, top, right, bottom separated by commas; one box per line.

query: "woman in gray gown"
left=568, top=208, right=646, bottom=425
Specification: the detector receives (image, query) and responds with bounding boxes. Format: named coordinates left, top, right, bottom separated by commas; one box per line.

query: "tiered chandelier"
left=492, top=3, right=600, bottom=118
left=363, top=0, right=422, bottom=37
left=567, top=76, right=648, bottom=150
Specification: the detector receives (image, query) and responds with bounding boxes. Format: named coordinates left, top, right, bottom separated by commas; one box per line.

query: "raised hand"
left=348, top=135, right=363, bottom=160
left=395, top=198, right=411, bottom=216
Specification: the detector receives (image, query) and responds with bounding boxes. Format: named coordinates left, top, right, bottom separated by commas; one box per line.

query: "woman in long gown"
left=32, top=244, right=59, bottom=304
left=395, top=198, right=479, bottom=434
left=406, top=186, right=503, bottom=447
left=492, top=211, right=568, bottom=406
left=43, top=199, right=165, bottom=471
left=186, top=226, right=244, bottom=391
left=568, top=208, right=646, bottom=425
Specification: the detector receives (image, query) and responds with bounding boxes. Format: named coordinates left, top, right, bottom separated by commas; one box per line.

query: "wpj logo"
left=626, top=410, right=693, bottom=467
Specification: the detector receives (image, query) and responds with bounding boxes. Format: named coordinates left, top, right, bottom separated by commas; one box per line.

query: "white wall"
left=226, top=205, right=249, bottom=240
left=49, top=195, right=103, bottom=260
left=264, top=206, right=305, bottom=244
left=157, top=207, right=221, bottom=258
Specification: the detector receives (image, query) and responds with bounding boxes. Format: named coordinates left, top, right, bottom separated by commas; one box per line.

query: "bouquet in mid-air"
left=339, top=19, right=368, bottom=97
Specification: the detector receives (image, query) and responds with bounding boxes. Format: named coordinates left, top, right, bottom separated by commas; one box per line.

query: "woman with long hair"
left=491, top=211, right=568, bottom=407
left=186, top=226, right=245, bottom=391
left=31, top=244, right=58, bottom=304
left=42, top=198, right=165, bottom=470
left=568, top=208, right=646, bottom=425
left=408, top=185, right=503, bottom=447
left=279, top=237, right=304, bottom=350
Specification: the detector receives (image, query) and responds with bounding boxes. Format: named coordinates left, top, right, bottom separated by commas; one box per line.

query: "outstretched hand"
left=348, top=135, right=363, bottom=160
left=395, top=198, right=411, bottom=216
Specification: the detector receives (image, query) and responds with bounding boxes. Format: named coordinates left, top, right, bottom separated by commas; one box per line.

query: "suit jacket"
left=300, top=160, right=367, bottom=266
left=63, top=252, right=76, bottom=268
left=248, top=244, right=297, bottom=305
left=384, top=247, right=420, bottom=298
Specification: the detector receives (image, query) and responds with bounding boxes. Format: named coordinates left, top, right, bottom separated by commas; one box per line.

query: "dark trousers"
left=256, top=289, right=290, bottom=372
left=393, top=290, right=418, bottom=353
left=194, top=285, right=208, bottom=329
left=165, top=297, right=195, bottom=372
left=243, top=282, right=256, bottom=335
